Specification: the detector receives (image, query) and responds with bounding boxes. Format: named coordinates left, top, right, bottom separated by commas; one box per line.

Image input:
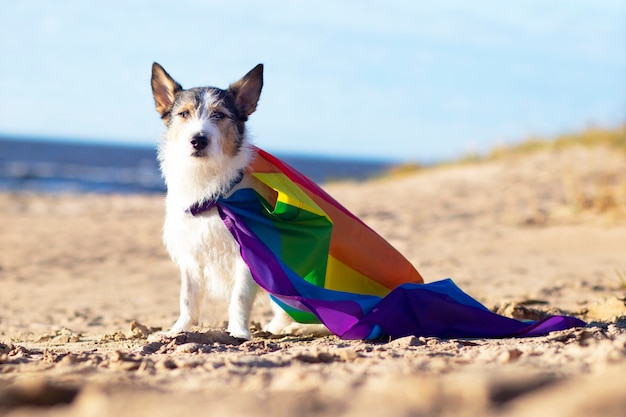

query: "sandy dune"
left=1, top=145, right=625, bottom=416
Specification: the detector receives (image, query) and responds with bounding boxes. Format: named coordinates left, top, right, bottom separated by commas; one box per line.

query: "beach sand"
left=1, top=145, right=625, bottom=416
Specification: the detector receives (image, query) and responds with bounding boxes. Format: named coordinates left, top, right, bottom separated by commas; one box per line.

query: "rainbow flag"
left=192, top=147, right=585, bottom=339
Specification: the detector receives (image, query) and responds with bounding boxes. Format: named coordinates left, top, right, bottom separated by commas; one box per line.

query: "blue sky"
left=0, top=1, right=624, bottom=161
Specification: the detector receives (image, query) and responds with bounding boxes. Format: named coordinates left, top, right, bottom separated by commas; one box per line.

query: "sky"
left=0, top=1, right=624, bottom=162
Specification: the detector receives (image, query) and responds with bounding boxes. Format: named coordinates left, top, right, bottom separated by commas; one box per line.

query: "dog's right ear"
left=151, top=62, right=183, bottom=121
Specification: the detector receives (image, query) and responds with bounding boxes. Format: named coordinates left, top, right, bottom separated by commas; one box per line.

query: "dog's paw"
left=263, top=312, right=294, bottom=335
left=227, top=326, right=252, bottom=341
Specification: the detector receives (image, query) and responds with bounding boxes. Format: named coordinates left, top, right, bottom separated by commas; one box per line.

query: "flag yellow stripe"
left=325, top=255, right=390, bottom=297
left=253, top=172, right=327, bottom=218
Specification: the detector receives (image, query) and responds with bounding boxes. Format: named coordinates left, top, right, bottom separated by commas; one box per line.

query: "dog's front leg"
left=169, top=267, right=204, bottom=334
left=226, top=261, right=258, bottom=340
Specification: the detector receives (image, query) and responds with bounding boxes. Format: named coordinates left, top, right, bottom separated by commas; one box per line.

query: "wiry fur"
left=151, top=63, right=327, bottom=340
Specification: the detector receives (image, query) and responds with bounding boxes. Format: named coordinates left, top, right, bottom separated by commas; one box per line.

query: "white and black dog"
left=151, top=63, right=324, bottom=340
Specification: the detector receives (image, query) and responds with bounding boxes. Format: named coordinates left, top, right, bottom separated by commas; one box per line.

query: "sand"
left=1, top=145, right=625, bottom=417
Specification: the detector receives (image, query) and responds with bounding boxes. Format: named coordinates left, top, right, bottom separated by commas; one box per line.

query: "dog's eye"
left=211, top=111, right=225, bottom=120
left=178, top=110, right=190, bottom=119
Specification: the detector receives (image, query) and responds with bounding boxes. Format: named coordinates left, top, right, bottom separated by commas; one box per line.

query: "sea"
left=0, top=136, right=396, bottom=194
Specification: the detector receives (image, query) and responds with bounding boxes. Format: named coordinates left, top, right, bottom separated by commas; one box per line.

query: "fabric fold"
left=207, top=147, right=585, bottom=339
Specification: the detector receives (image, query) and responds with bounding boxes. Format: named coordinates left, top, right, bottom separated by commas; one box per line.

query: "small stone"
left=129, top=320, right=154, bottom=338
left=333, top=348, right=361, bottom=361
left=387, top=336, right=424, bottom=347
left=498, top=348, right=523, bottom=363
left=176, top=343, right=203, bottom=353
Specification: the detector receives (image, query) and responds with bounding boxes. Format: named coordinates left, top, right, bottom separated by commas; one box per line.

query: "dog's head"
left=151, top=63, right=263, bottom=180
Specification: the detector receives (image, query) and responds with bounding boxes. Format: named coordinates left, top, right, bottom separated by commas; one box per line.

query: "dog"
left=151, top=63, right=324, bottom=340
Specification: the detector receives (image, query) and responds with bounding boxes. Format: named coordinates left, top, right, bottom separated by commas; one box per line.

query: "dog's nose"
left=190, top=134, right=209, bottom=151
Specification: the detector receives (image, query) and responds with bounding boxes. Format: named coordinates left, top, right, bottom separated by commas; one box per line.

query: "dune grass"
left=485, top=124, right=626, bottom=161
left=488, top=125, right=626, bottom=220
left=383, top=124, right=626, bottom=222
left=390, top=124, right=626, bottom=175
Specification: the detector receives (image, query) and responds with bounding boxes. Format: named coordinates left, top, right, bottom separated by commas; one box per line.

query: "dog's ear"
left=151, top=62, right=183, bottom=120
left=228, top=64, right=263, bottom=119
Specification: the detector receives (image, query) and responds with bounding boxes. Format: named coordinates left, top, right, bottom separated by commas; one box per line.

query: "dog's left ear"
left=229, top=64, right=263, bottom=119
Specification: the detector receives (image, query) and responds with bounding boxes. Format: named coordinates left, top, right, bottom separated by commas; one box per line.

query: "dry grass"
left=390, top=124, right=626, bottom=174
left=487, top=124, right=626, bottom=160
left=563, top=170, right=626, bottom=219
left=616, top=268, right=626, bottom=290
left=386, top=124, right=626, bottom=223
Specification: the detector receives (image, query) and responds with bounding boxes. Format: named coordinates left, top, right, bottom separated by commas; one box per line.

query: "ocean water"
left=0, top=137, right=394, bottom=194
